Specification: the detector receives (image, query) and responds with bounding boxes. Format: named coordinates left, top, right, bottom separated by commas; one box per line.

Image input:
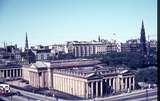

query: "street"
left=0, top=87, right=55, bottom=101
left=0, top=88, right=157, bottom=101
left=96, top=88, right=157, bottom=101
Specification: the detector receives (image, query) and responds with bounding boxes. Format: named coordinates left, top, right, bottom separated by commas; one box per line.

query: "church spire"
left=25, top=32, right=29, bottom=49
left=98, top=35, right=101, bottom=42
left=140, top=20, right=147, bottom=55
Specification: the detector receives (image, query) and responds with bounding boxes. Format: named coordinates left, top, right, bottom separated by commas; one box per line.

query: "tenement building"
left=0, top=60, right=22, bottom=82
left=121, top=39, right=141, bottom=53
left=22, top=59, right=135, bottom=99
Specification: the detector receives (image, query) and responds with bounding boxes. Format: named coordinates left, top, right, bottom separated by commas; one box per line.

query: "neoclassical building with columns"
left=0, top=61, right=22, bottom=82
left=22, top=59, right=135, bottom=99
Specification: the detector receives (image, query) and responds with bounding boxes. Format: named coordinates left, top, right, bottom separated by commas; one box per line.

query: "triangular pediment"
left=85, top=72, right=103, bottom=80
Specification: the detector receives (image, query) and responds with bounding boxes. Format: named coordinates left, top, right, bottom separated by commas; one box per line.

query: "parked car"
left=4, top=91, right=22, bottom=97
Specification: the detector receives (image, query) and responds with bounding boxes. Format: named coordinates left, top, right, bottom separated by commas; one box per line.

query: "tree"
left=135, top=67, right=157, bottom=84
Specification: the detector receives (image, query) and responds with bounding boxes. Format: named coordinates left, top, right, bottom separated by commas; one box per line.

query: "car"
left=3, top=92, right=15, bottom=97
left=15, top=91, right=22, bottom=96
left=5, top=91, right=22, bottom=96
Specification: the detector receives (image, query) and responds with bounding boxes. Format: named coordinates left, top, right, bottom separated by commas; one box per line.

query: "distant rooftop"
left=50, top=58, right=101, bottom=68
left=0, top=60, right=21, bottom=69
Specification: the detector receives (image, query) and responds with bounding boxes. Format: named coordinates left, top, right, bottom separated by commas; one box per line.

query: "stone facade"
left=0, top=62, right=22, bottom=82
left=22, top=59, right=135, bottom=99
left=67, top=41, right=119, bottom=58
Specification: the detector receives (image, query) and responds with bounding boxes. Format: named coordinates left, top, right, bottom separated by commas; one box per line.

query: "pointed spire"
left=142, top=20, right=144, bottom=29
left=98, top=35, right=101, bottom=42
left=140, top=20, right=147, bottom=55
left=25, top=32, right=29, bottom=49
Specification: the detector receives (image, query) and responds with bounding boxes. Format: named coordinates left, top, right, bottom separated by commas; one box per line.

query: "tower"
left=140, top=20, right=147, bottom=56
left=98, top=35, right=101, bottom=42
left=25, top=32, right=29, bottom=50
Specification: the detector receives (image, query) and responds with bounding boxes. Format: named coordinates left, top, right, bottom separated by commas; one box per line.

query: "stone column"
left=132, top=77, right=135, bottom=90
left=113, top=78, right=116, bottom=91
left=2, top=70, right=4, bottom=78
left=16, top=69, right=18, bottom=77
left=74, top=79, right=76, bottom=95
left=121, top=78, right=123, bottom=91
left=116, top=77, right=119, bottom=91
left=12, top=69, right=14, bottom=77
left=129, top=77, right=131, bottom=90
left=86, top=46, right=89, bottom=56
left=6, top=70, right=8, bottom=78
left=30, top=72, right=32, bottom=86
left=13, top=69, right=15, bottom=77
left=37, top=73, right=40, bottom=88
left=85, top=82, right=88, bottom=98
left=20, top=69, right=22, bottom=77
left=100, top=80, right=103, bottom=96
left=47, top=68, right=52, bottom=89
left=67, top=78, right=69, bottom=93
left=63, top=78, right=66, bottom=91
left=0, top=70, right=2, bottom=78
left=78, top=46, right=81, bottom=57
left=109, top=78, right=111, bottom=87
left=74, top=47, right=77, bottom=57
left=81, top=46, right=84, bottom=57
left=42, top=72, right=45, bottom=88
left=96, top=81, right=98, bottom=97
left=91, top=82, right=94, bottom=98
left=89, top=46, right=92, bottom=55
left=125, top=78, right=127, bottom=89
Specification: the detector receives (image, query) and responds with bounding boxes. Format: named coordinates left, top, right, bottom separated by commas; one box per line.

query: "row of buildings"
left=0, top=39, right=157, bottom=63
left=0, top=21, right=157, bottom=62
left=0, top=20, right=156, bottom=99
left=0, top=58, right=135, bottom=99
left=23, top=21, right=156, bottom=61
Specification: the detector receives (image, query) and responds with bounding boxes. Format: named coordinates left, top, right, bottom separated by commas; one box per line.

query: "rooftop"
left=53, top=66, right=134, bottom=79
left=50, top=59, right=101, bottom=68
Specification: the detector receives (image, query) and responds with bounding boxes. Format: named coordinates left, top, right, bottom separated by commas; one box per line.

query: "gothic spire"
left=98, top=35, right=101, bottom=42
left=25, top=32, right=29, bottom=49
left=140, top=20, right=147, bottom=55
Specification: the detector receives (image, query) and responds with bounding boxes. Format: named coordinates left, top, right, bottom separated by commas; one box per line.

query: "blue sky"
left=0, top=0, right=157, bottom=48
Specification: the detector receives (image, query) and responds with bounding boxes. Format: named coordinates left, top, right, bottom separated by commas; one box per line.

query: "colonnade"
left=73, top=44, right=118, bottom=57
left=86, top=76, right=135, bottom=98
left=0, top=68, right=22, bottom=78
left=74, top=45, right=95, bottom=57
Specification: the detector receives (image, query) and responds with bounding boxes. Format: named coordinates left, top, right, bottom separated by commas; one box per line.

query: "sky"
left=0, top=0, right=157, bottom=48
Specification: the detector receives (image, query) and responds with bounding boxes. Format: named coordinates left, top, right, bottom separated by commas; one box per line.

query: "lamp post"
left=146, top=88, right=148, bottom=101
left=10, top=95, right=13, bottom=101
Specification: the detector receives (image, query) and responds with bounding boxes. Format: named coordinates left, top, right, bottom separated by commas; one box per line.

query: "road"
left=0, top=88, right=157, bottom=101
left=95, top=88, right=157, bottom=101
left=0, top=87, right=56, bottom=101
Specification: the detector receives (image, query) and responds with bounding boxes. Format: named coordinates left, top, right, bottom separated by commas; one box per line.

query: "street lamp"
left=146, top=89, right=148, bottom=101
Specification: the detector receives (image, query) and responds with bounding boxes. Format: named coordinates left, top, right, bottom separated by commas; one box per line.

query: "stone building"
left=0, top=45, right=22, bottom=62
left=22, top=59, right=135, bottom=99
left=30, top=45, right=53, bottom=61
left=67, top=41, right=118, bottom=58
left=49, top=44, right=68, bottom=54
left=0, top=60, right=22, bottom=82
left=121, top=39, right=141, bottom=53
